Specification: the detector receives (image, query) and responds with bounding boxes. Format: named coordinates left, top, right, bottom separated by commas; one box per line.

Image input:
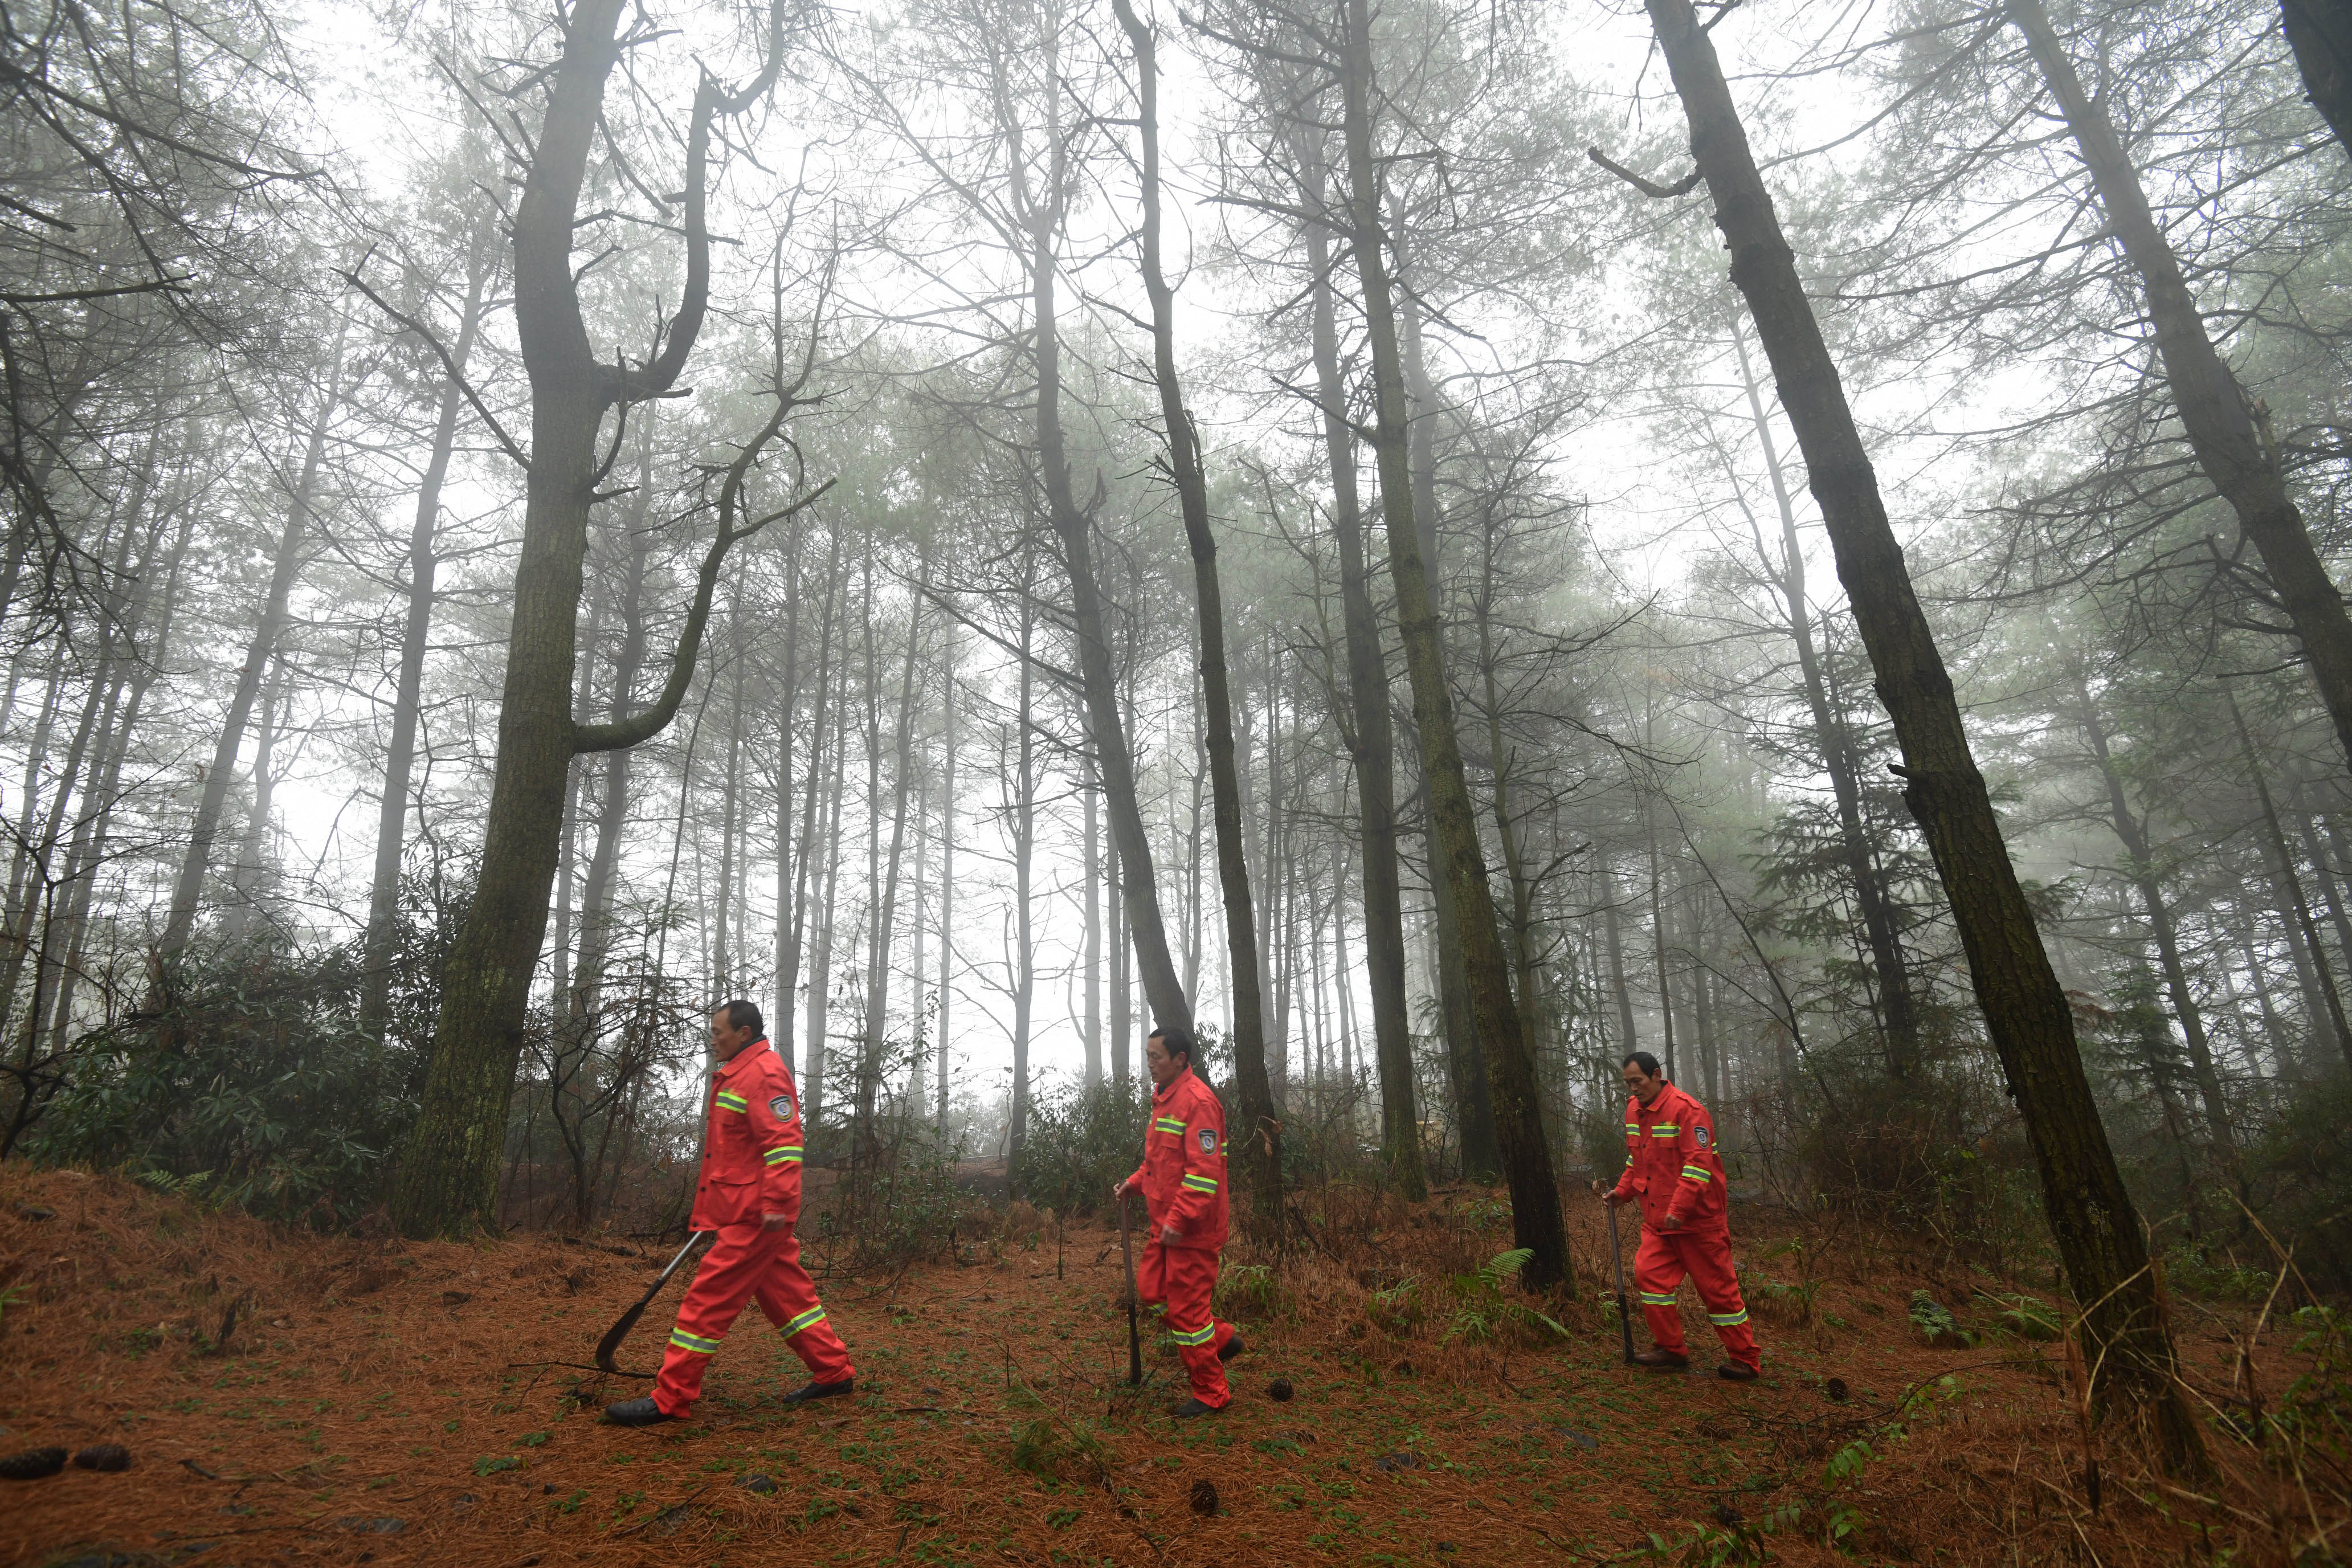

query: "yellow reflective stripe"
left=715, top=1091, right=749, bottom=1113
left=782, top=1306, right=827, bottom=1337
left=765, top=1145, right=804, bottom=1165
left=1181, top=1174, right=1218, bottom=1193
left=669, top=1328, right=721, bottom=1354
left=1649, top=1124, right=1678, bottom=1135
left=1638, top=1291, right=1677, bottom=1306
left=1152, top=1117, right=1187, bottom=1136
left=1170, top=1322, right=1216, bottom=1346
left=1680, top=1165, right=1711, bottom=1182
left=1709, top=1309, right=1749, bottom=1326
left=1623, top=1123, right=1638, bottom=1134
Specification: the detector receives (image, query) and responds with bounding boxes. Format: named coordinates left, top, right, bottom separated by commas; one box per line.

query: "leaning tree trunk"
left=1635, top=0, right=2202, bottom=1471
left=1338, top=0, right=1569, bottom=1289
left=2011, top=0, right=2352, bottom=778
left=1299, top=128, right=1424, bottom=1200
left=1114, top=0, right=1280, bottom=1210
left=391, top=0, right=795, bottom=1236
left=2282, top=0, right=2352, bottom=161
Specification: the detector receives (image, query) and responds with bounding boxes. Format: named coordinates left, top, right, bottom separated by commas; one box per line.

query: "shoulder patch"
left=1198, top=1128, right=1217, bottom=1154
left=770, top=1094, right=795, bottom=1121
left=1694, top=1126, right=1710, bottom=1149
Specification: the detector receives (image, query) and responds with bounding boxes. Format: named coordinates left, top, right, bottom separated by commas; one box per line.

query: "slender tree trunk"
left=362, top=228, right=494, bottom=1033
left=783, top=526, right=846, bottom=1072
left=858, top=555, right=927, bottom=1154
left=1732, top=321, right=1919, bottom=1076
left=2077, top=693, right=2237, bottom=1155
left=1009, top=549, right=1038, bottom=1165
left=1018, top=52, right=1192, bottom=1039
left=162, top=321, right=350, bottom=953
left=1300, top=128, right=1423, bottom=1198
left=1638, top=0, right=2199, bottom=1465
left=1604, top=866, right=1639, bottom=1058
left=220, top=653, right=287, bottom=941
left=2231, top=693, right=2352, bottom=1071
left=2012, top=0, right=2352, bottom=775
left=1117, top=0, right=1281, bottom=1198
left=1340, top=0, right=1567, bottom=1287
left=807, top=626, right=851, bottom=1130
left=937, top=620, right=956, bottom=1133
left=1083, top=744, right=1102, bottom=1089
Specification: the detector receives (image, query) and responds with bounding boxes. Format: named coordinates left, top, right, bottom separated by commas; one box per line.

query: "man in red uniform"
left=607, top=1001, right=856, bottom=1426
left=1112, top=1026, right=1243, bottom=1417
left=1594, top=1051, right=1761, bottom=1381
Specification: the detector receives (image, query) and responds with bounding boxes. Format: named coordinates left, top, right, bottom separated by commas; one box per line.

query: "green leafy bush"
left=1009, top=1078, right=1149, bottom=1217
left=1443, top=1248, right=1570, bottom=1345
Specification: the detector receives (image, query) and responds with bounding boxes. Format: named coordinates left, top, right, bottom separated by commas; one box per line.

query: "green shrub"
left=1010, top=1078, right=1149, bottom=1217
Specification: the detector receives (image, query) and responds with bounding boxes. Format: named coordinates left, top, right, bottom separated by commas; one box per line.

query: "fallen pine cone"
left=0, top=1448, right=66, bottom=1481
left=1824, top=1377, right=1848, bottom=1402
left=74, top=1444, right=131, bottom=1472
left=1267, top=1378, right=1294, bottom=1402
left=1189, top=1478, right=1218, bottom=1516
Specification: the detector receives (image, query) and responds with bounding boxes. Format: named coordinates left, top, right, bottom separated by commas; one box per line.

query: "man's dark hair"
left=1148, top=1024, right=1194, bottom=1065
left=1622, top=1050, right=1662, bottom=1079
left=720, top=999, right=763, bottom=1038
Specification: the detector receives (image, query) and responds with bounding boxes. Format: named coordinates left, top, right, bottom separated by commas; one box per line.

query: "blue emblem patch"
left=1198, top=1129, right=1216, bottom=1154
left=1694, top=1126, right=1710, bottom=1148
left=771, top=1095, right=795, bottom=1120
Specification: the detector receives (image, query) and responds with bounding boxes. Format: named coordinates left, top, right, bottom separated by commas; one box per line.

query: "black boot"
left=780, top=1378, right=855, bottom=1405
left=1169, top=1396, right=1224, bottom=1419
left=1216, top=1334, right=1247, bottom=1363
left=605, top=1397, right=681, bottom=1427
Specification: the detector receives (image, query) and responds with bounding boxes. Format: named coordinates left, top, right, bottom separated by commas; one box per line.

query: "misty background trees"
left=6, top=0, right=2352, bottom=1446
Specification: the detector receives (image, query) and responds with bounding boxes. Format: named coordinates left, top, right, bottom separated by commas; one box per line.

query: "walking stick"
left=594, top=1230, right=710, bottom=1375
left=1117, top=1190, right=1143, bottom=1386
left=1605, top=1199, right=1637, bottom=1365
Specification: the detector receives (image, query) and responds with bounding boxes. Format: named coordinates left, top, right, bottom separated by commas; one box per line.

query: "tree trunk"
left=1731, top=320, right=1920, bottom=1076
left=2012, top=0, right=2352, bottom=775
left=781, top=525, right=846, bottom=1071
left=1639, top=0, right=2200, bottom=1468
left=1116, top=0, right=1283, bottom=1206
left=1340, top=0, right=1568, bottom=1289
left=1604, top=866, right=1639, bottom=1057
left=858, top=554, right=927, bottom=1155
left=2231, top=692, right=2352, bottom=1071
left=162, top=320, right=349, bottom=954
left=220, top=652, right=287, bottom=941
left=1019, top=51, right=1192, bottom=1040
left=1009, top=547, right=1039, bottom=1165
left=2282, top=0, right=2352, bottom=162
left=937, top=618, right=956, bottom=1132
left=1300, top=126, right=1424, bottom=1199
left=361, top=225, right=495, bottom=1034
left=2077, top=692, right=2237, bottom=1156
left=392, top=0, right=787, bottom=1235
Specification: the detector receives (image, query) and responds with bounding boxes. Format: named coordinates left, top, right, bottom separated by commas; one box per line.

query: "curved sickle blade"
left=593, top=1231, right=708, bottom=1377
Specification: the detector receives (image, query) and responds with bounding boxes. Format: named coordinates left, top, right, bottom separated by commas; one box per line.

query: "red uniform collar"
left=716, top=1037, right=773, bottom=1083
left=1631, top=1083, right=1692, bottom=1118
left=1150, top=1066, right=1197, bottom=1106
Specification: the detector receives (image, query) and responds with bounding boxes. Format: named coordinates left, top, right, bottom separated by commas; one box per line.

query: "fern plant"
left=1443, top=1248, right=1571, bottom=1345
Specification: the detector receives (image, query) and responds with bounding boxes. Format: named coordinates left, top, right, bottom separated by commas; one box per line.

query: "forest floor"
left=0, top=1165, right=2341, bottom=1568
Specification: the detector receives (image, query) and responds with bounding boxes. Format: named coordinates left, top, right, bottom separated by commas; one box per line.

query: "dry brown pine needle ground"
left=0, top=1167, right=2339, bottom=1567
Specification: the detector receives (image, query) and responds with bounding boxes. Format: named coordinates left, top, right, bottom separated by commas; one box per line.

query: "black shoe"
left=1217, top=1335, right=1247, bottom=1363
left=605, top=1396, right=681, bottom=1427
left=1170, top=1396, right=1224, bottom=1419
left=1717, top=1361, right=1760, bottom=1382
left=780, top=1378, right=855, bottom=1405
left=1631, top=1348, right=1689, bottom=1371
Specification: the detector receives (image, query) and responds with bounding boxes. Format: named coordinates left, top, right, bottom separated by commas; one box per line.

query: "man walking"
left=1594, top=1051, right=1761, bottom=1380
left=1113, top=1026, right=1243, bottom=1416
left=607, top=1000, right=855, bottom=1425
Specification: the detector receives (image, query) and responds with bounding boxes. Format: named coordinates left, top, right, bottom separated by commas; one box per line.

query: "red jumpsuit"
left=1126, top=1065, right=1234, bottom=1407
left=1612, top=1082, right=1759, bottom=1372
left=651, top=1038, right=855, bottom=1417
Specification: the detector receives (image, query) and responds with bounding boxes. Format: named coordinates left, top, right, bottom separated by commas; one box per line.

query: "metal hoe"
left=594, top=1230, right=710, bottom=1376
left=1605, top=1199, right=1636, bottom=1365
left=1117, top=1191, right=1143, bottom=1386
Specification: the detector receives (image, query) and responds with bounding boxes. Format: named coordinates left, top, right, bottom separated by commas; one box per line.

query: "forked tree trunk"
left=1638, top=0, right=2201, bottom=1469
left=2012, top=0, right=2352, bottom=777
left=1114, top=0, right=1280, bottom=1208
left=1339, top=0, right=1568, bottom=1289
left=393, top=0, right=792, bottom=1235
